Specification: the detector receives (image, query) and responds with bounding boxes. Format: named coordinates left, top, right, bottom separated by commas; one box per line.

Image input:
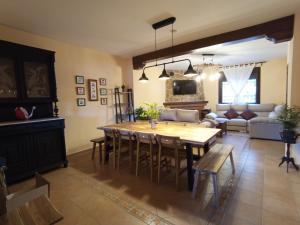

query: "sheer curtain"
left=222, top=65, right=255, bottom=104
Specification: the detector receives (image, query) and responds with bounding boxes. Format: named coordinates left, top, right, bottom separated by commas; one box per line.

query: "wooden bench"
left=90, top=137, right=105, bottom=163
left=192, top=143, right=235, bottom=207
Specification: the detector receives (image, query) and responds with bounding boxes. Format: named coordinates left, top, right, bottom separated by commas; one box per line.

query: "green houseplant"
left=277, top=105, right=300, bottom=130
left=135, top=103, right=161, bottom=128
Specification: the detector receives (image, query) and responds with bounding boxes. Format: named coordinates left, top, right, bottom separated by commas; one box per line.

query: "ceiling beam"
left=132, top=15, right=294, bottom=69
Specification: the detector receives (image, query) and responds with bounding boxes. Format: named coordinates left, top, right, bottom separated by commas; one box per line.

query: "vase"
left=149, top=119, right=157, bottom=129
left=280, top=129, right=297, bottom=144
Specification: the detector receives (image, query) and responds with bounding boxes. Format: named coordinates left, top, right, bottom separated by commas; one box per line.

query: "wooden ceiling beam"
left=132, top=15, right=294, bottom=69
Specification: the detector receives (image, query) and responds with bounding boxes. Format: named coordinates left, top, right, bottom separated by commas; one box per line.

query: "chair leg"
left=99, top=143, right=103, bottom=164
left=150, top=144, right=153, bottom=182
left=113, top=138, right=116, bottom=169
left=157, top=145, right=162, bottom=184
left=91, top=142, right=96, bottom=160
left=197, top=147, right=201, bottom=157
left=135, top=142, right=140, bottom=176
left=212, top=174, right=219, bottom=207
left=175, top=150, right=180, bottom=191
left=229, top=152, right=235, bottom=174
left=192, top=170, right=200, bottom=199
left=117, top=138, right=121, bottom=171
left=129, top=140, right=132, bottom=170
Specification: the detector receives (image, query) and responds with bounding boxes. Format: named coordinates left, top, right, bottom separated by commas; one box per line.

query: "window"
left=219, top=67, right=260, bottom=104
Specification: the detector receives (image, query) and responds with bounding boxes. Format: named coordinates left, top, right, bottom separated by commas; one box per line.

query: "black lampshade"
left=159, top=66, right=170, bottom=80
left=139, top=71, right=149, bottom=83
left=184, top=63, right=197, bottom=77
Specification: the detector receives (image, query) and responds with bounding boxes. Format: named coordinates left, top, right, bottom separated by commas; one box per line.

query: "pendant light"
left=159, top=65, right=170, bottom=80
left=184, top=63, right=198, bottom=77
left=138, top=17, right=197, bottom=82
left=138, top=71, right=149, bottom=83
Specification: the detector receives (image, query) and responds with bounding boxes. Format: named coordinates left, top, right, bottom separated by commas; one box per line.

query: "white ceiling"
left=150, top=38, right=288, bottom=70
left=0, top=0, right=299, bottom=57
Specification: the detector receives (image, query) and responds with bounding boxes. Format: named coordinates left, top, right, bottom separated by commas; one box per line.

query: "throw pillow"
left=224, top=109, right=239, bottom=119
left=240, top=109, right=257, bottom=120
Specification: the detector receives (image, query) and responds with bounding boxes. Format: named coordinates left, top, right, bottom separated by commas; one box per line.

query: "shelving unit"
left=114, top=88, right=135, bottom=123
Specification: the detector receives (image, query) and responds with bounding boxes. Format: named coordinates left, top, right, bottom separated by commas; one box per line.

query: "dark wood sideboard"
left=0, top=118, right=68, bottom=184
left=0, top=40, right=67, bottom=184
left=163, top=101, right=209, bottom=119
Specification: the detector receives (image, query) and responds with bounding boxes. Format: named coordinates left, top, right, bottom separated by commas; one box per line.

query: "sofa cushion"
left=240, top=109, right=257, bottom=120
left=255, top=112, right=270, bottom=117
left=160, top=109, right=177, bottom=121
left=216, top=104, right=230, bottom=111
left=268, top=111, right=279, bottom=119
left=206, top=112, right=217, bottom=120
left=231, top=104, right=247, bottom=111
left=216, top=111, right=227, bottom=118
left=227, top=118, right=247, bottom=126
left=248, top=103, right=275, bottom=112
left=250, top=117, right=281, bottom=124
left=224, top=109, right=239, bottom=119
left=176, top=109, right=199, bottom=123
left=216, top=117, right=228, bottom=123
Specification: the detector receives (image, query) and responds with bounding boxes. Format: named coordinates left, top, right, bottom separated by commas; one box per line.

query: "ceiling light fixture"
left=138, top=17, right=197, bottom=82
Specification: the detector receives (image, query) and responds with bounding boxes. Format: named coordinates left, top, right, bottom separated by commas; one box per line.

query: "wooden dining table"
left=98, top=121, right=221, bottom=191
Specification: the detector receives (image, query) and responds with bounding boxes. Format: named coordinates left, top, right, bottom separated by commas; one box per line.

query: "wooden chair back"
left=135, top=132, right=156, bottom=145
left=156, top=134, right=181, bottom=149
left=117, top=129, right=134, bottom=141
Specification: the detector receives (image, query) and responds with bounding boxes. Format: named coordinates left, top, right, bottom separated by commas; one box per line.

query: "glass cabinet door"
left=24, top=62, right=50, bottom=98
left=0, top=58, right=17, bottom=98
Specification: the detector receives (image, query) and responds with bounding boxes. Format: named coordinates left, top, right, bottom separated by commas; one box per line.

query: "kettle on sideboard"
left=15, top=106, right=36, bottom=120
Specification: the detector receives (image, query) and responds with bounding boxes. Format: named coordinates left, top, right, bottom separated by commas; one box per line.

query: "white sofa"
left=206, top=103, right=284, bottom=140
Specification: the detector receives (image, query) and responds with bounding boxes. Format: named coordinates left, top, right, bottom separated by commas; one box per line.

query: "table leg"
left=186, top=143, right=194, bottom=191
left=203, top=142, right=210, bottom=154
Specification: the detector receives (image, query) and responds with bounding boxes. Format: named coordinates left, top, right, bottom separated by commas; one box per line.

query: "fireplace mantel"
left=163, top=101, right=209, bottom=119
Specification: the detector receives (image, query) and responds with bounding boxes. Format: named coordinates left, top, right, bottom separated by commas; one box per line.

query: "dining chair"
left=116, top=129, right=135, bottom=171
left=135, top=132, right=158, bottom=182
left=103, top=127, right=118, bottom=168
left=156, top=134, right=187, bottom=191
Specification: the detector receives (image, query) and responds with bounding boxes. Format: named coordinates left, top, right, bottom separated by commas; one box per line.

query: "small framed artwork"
left=100, top=98, right=108, bottom=105
left=76, top=87, right=85, bottom=95
left=99, top=88, right=107, bottom=95
left=77, top=98, right=86, bottom=106
left=75, top=75, right=84, bottom=84
left=99, top=78, right=106, bottom=86
left=88, top=79, right=98, bottom=101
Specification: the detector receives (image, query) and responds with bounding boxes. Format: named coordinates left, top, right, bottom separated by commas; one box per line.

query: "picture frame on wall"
left=75, top=75, right=84, bottom=84
left=100, top=98, right=108, bottom=105
left=99, top=88, right=107, bottom=95
left=77, top=98, right=86, bottom=106
left=99, top=78, right=106, bottom=86
left=76, top=87, right=85, bottom=95
left=88, top=79, right=98, bottom=101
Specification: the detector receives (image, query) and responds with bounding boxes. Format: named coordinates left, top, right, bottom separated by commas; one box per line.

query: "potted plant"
left=135, top=106, right=148, bottom=120
left=143, top=103, right=161, bottom=129
left=121, top=84, right=126, bottom=92
left=277, top=105, right=300, bottom=143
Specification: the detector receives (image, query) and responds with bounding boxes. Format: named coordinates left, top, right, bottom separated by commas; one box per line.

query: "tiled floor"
left=9, top=133, right=300, bottom=225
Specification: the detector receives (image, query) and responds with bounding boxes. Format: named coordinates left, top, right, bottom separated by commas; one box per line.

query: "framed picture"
left=99, top=88, right=107, bottom=95
left=88, top=79, right=98, bottom=101
left=99, top=78, right=106, bottom=86
left=76, top=87, right=85, bottom=95
left=75, top=75, right=84, bottom=84
left=100, top=98, right=108, bottom=105
left=77, top=98, right=86, bottom=106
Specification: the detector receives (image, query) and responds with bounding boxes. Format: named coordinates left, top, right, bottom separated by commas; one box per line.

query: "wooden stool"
left=90, top=137, right=105, bottom=163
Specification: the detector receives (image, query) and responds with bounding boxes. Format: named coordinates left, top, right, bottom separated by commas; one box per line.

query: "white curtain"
left=222, top=65, right=255, bottom=104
